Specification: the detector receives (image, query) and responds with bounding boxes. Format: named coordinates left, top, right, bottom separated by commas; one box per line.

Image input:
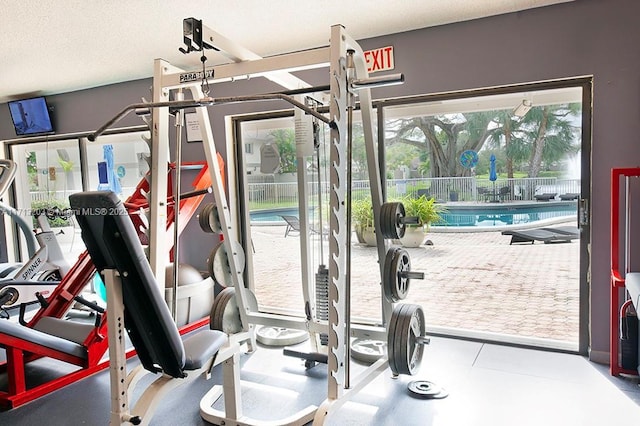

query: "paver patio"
left=249, top=223, right=580, bottom=347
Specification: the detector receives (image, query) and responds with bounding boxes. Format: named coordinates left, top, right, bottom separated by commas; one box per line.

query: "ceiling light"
left=512, top=99, right=533, bottom=118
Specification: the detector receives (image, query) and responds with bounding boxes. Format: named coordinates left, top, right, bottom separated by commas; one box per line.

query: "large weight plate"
left=256, top=326, right=309, bottom=346
left=383, top=247, right=412, bottom=302
left=351, top=338, right=386, bottom=364
left=199, top=203, right=221, bottom=234
left=380, top=202, right=406, bottom=239
left=207, top=240, right=245, bottom=288
left=210, top=286, right=258, bottom=334
left=388, top=303, right=426, bottom=376
left=387, top=303, right=409, bottom=375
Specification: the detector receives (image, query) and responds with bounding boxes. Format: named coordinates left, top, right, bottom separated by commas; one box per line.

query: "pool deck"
left=249, top=220, right=580, bottom=350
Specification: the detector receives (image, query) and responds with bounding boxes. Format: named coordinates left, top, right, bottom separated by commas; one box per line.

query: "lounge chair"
left=501, top=228, right=579, bottom=245
left=559, top=193, right=579, bottom=201
left=280, top=215, right=326, bottom=238
left=534, top=193, right=557, bottom=201
left=540, top=225, right=580, bottom=237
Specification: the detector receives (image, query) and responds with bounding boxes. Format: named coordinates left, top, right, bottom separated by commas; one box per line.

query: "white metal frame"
left=143, top=21, right=395, bottom=426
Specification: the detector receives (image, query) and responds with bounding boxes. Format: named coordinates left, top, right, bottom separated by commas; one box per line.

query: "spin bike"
left=0, top=160, right=71, bottom=314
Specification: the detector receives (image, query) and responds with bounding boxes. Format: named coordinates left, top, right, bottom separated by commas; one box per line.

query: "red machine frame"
left=0, top=160, right=218, bottom=408
left=610, top=167, right=640, bottom=376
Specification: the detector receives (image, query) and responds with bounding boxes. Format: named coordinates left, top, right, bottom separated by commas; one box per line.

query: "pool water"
left=250, top=202, right=577, bottom=228
left=435, top=202, right=577, bottom=227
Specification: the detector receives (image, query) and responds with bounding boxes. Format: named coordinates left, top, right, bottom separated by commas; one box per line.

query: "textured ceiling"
left=0, top=0, right=572, bottom=103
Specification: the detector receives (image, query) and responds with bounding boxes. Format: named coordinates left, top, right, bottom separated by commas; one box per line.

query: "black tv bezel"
left=8, top=96, right=55, bottom=137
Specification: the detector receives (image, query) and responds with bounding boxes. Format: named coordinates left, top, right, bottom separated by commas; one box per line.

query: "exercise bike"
left=0, top=159, right=72, bottom=316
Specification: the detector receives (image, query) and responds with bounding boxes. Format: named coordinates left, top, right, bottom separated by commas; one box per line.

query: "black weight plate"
left=395, top=202, right=406, bottom=239
left=387, top=304, right=401, bottom=374
left=388, top=303, right=410, bottom=375
left=393, top=304, right=425, bottom=376
left=380, top=202, right=406, bottom=239
left=391, top=249, right=411, bottom=301
left=210, top=287, right=234, bottom=331
left=379, top=202, right=392, bottom=239
left=383, top=247, right=400, bottom=303
left=396, top=304, right=414, bottom=375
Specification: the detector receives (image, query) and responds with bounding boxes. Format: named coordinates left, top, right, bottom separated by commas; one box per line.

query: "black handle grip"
left=74, top=295, right=105, bottom=314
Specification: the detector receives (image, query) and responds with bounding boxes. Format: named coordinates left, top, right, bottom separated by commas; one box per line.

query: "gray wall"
left=1, top=0, right=638, bottom=361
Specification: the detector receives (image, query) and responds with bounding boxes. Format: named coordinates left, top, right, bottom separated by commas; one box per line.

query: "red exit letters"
left=363, top=46, right=394, bottom=73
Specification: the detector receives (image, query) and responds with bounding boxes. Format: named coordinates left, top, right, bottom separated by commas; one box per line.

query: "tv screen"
left=8, top=97, right=54, bottom=136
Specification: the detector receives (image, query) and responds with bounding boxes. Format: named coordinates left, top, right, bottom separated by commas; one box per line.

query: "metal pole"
left=344, top=49, right=356, bottom=389
left=171, top=91, right=184, bottom=321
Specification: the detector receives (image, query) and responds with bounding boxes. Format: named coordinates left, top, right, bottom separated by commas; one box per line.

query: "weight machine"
left=85, top=18, right=431, bottom=425
left=0, top=161, right=213, bottom=408
left=610, top=167, right=640, bottom=376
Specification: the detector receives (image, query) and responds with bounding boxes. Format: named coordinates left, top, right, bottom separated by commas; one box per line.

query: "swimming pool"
left=250, top=202, right=577, bottom=228
left=434, top=202, right=577, bottom=227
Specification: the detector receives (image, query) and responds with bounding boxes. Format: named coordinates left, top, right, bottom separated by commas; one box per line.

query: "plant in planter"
left=352, top=198, right=376, bottom=246
left=398, top=194, right=446, bottom=247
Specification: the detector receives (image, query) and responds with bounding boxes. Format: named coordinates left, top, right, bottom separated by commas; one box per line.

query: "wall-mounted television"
left=8, top=96, right=55, bottom=136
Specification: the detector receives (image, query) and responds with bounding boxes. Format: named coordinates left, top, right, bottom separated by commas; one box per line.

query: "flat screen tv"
left=8, top=96, right=54, bottom=136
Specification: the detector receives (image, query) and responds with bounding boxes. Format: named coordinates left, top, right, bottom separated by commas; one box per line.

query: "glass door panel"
left=83, top=131, right=150, bottom=199
left=9, top=138, right=81, bottom=262
left=381, top=86, right=583, bottom=350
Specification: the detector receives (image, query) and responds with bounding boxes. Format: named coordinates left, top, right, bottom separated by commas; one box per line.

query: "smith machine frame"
left=90, top=18, right=424, bottom=425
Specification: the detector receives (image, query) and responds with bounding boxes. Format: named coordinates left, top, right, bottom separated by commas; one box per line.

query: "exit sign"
left=363, top=46, right=394, bottom=73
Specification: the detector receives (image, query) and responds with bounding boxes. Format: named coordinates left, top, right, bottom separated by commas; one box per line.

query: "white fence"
left=245, top=177, right=581, bottom=208
left=29, top=177, right=581, bottom=208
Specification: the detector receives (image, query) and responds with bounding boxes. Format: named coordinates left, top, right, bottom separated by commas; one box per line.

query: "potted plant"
left=352, top=198, right=377, bottom=246
left=398, top=194, right=445, bottom=247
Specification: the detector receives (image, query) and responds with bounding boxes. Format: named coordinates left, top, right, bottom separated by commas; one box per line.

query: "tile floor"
left=1, top=336, right=638, bottom=425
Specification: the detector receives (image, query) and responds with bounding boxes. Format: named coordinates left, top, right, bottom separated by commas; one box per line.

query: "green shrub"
left=31, top=199, right=71, bottom=228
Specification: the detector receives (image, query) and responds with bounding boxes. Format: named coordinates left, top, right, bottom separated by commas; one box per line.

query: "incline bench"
left=69, top=191, right=227, bottom=425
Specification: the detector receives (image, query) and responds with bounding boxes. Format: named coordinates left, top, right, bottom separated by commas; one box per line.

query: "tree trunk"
left=528, top=107, right=549, bottom=177
left=504, top=120, right=514, bottom=178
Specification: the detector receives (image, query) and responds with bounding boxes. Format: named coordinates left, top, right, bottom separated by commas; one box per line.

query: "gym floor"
left=1, top=334, right=638, bottom=425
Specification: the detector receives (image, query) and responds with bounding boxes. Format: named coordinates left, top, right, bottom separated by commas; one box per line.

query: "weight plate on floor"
left=388, top=303, right=425, bottom=376
left=407, top=380, right=449, bottom=399
left=199, top=203, right=221, bottom=234
left=256, top=326, right=309, bottom=346
left=351, top=338, right=386, bottom=364
left=207, top=240, right=245, bottom=288
left=210, top=286, right=258, bottom=334
left=383, top=247, right=412, bottom=302
left=380, top=202, right=406, bottom=239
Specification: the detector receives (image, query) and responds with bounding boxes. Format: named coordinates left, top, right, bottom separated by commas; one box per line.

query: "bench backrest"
left=69, top=191, right=186, bottom=378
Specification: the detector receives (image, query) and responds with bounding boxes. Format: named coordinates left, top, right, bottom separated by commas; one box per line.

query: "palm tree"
left=386, top=103, right=580, bottom=179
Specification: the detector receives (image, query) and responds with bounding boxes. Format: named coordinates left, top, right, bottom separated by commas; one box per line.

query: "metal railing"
left=29, top=177, right=581, bottom=208
left=243, top=177, right=580, bottom=209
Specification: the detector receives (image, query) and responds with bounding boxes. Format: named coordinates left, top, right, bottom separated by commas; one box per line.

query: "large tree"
left=386, top=103, right=580, bottom=178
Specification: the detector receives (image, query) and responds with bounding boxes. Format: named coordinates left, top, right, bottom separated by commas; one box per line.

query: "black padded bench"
left=69, top=191, right=227, bottom=423
left=0, top=318, right=87, bottom=361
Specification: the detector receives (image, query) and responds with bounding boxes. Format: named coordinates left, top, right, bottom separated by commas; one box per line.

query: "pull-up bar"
left=87, top=92, right=335, bottom=142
